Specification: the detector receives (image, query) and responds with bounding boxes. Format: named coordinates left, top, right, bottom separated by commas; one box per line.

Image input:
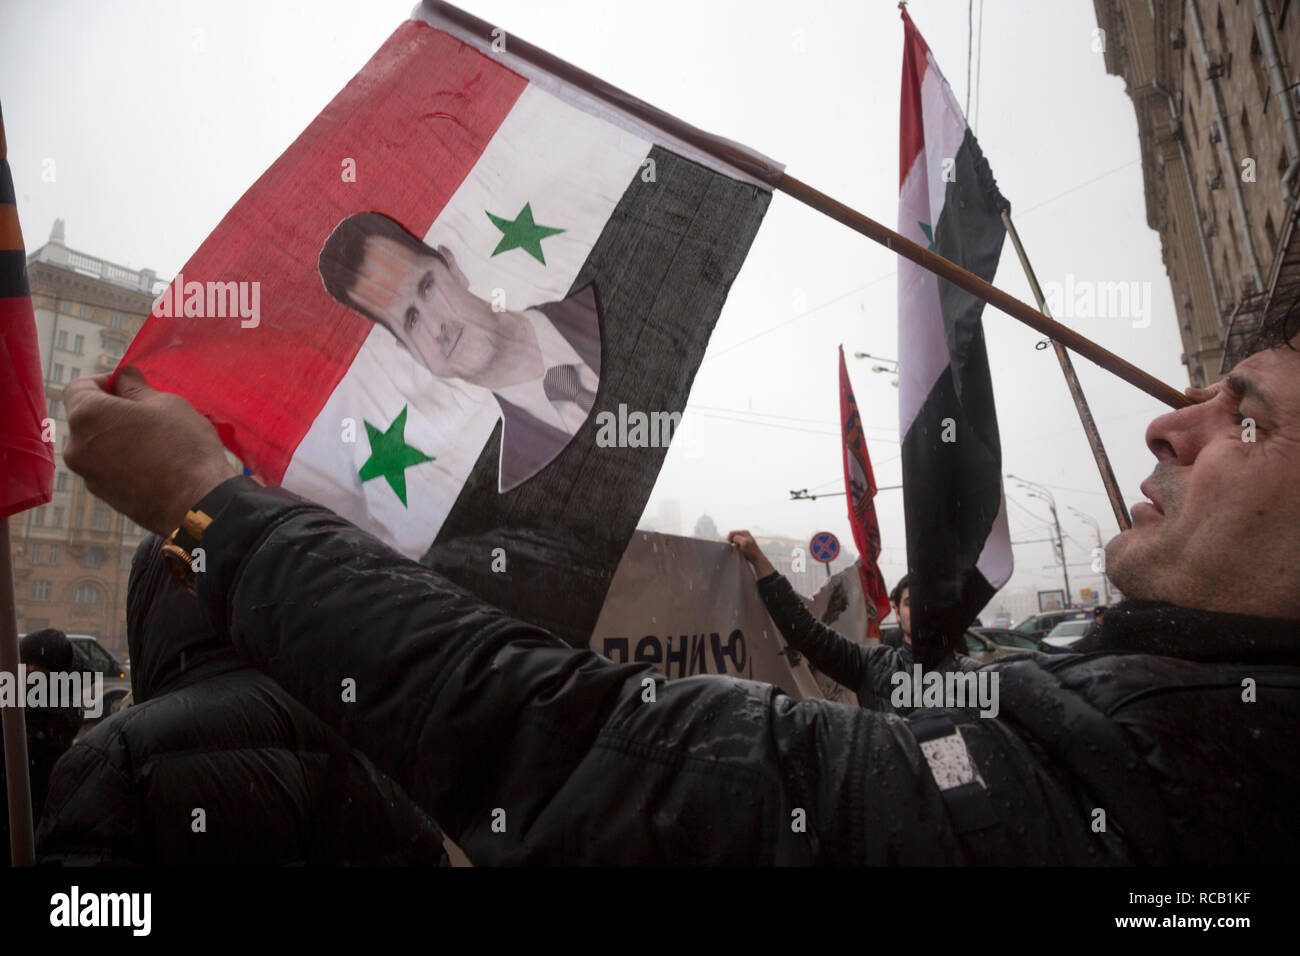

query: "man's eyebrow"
left=1225, top=372, right=1275, bottom=413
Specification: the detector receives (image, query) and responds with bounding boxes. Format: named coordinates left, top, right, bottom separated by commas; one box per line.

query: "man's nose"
left=1144, top=398, right=1215, bottom=465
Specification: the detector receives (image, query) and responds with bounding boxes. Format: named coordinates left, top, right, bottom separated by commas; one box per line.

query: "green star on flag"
left=919, top=221, right=935, bottom=251
left=486, top=202, right=565, bottom=264
left=358, top=405, right=433, bottom=507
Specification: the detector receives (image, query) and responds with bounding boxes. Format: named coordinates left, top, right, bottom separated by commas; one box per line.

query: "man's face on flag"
left=1106, top=337, right=1300, bottom=619
left=348, top=235, right=520, bottom=387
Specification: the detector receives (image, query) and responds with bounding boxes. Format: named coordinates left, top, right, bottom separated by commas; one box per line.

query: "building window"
left=48, top=544, right=59, bottom=566
left=32, top=506, right=46, bottom=527
left=81, top=551, right=103, bottom=569
left=1265, top=210, right=1279, bottom=251
left=51, top=363, right=63, bottom=383
left=71, top=583, right=104, bottom=605
left=51, top=506, right=64, bottom=527
left=1240, top=108, right=1256, bottom=163
left=48, top=398, right=63, bottom=419
left=1250, top=29, right=1271, bottom=109
left=59, top=300, right=74, bottom=315
left=73, top=333, right=85, bottom=355
left=31, top=580, right=52, bottom=602
left=109, top=311, right=124, bottom=329
left=56, top=330, right=68, bottom=350
left=55, top=471, right=68, bottom=492
left=70, top=367, right=80, bottom=381
left=78, top=302, right=88, bottom=318
left=92, top=503, right=112, bottom=531
left=30, top=542, right=43, bottom=564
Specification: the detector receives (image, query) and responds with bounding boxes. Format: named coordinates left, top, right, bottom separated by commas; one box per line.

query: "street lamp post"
left=1068, top=506, right=1112, bottom=604
left=852, top=352, right=899, bottom=387
left=1008, top=474, right=1071, bottom=605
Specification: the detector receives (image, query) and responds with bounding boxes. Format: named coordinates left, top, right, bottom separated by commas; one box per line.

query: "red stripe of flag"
left=119, top=22, right=528, bottom=481
left=838, top=346, right=892, bottom=635
left=898, top=3, right=932, bottom=191
left=1, top=105, right=55, bottom=520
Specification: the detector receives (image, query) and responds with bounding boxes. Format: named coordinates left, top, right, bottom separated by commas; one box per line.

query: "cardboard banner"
left=808, top=559, right=876, bottom=645
left=806, top=560, right=880, bottom=704
left=590, top=531, right=824, bottom=700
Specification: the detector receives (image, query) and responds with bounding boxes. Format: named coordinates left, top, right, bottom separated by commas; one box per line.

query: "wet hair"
left=20, top=628, right=74, bottom=672
left=317, top=212, right=446, bottom=333
left=889, top=574, right=910, bottom=608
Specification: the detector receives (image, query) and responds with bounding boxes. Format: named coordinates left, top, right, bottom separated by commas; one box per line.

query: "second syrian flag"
left=121, top=1, right=779, bottom=645
left=897, top=6, right=1012, bottom=664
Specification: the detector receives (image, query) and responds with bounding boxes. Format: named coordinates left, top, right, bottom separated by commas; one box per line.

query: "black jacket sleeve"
left=756, top=571, right=909, bottom=705
left=193, top=483, right=1101, bottom=865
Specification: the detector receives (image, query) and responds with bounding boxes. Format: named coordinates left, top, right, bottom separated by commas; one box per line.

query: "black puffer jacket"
left=36, top=535, right=447, bottom=866
left=757, top=571, right=972, bottom=711
left=194, top=479, right=1300, bottom=865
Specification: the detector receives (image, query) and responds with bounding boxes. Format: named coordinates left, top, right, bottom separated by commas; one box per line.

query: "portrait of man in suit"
left=317, top=212, right=601, bottom=493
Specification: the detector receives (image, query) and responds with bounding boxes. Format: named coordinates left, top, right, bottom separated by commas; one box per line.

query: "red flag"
left=0, top=105, right=55, bottom=519
left=838, top=346, right=891, bottom=635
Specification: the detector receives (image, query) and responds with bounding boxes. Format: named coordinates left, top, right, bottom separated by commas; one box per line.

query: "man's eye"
left=1232, top=412, right=1264, bottom=434
left=405, top=307, right=419, bottom=331
left=419, top=276, right=433, bottom=297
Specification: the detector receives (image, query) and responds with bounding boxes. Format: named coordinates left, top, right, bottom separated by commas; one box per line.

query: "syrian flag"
left=897, top=6, right=1012, bottom=665
left=837, top=346, right=890, bottom=637
left=0, top=103, right=55, bottom=520
left=120, top=1, right=778, bottom=645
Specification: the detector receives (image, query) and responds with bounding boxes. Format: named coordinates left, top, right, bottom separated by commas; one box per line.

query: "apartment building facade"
left=1095, top=0, right=1300, bottom=384
left=11, top=221, right=158, bottom=657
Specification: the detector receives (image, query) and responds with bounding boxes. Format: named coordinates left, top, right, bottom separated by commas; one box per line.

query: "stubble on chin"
left=1104, top=530, right=1157, bottom=601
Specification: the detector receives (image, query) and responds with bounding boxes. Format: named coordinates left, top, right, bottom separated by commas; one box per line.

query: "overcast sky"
left=2, top=0, right=1188, bottom=604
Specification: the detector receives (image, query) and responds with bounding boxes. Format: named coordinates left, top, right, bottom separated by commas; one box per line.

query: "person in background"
left=727, top=534, right=973, bottom=712
left=36, top=535, right=449, bottom=866
left=0, top=629, right=85, bottom=863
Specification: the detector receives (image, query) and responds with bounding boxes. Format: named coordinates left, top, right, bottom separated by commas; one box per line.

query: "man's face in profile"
left=895, top=588, right=911, bottom=643
left=346, top=235, right=516, bottom=386
left=1107, top=338, right=1300, bottom=619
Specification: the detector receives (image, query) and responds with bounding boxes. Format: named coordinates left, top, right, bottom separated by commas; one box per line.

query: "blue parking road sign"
left=810, top=531, right=840, bottom=564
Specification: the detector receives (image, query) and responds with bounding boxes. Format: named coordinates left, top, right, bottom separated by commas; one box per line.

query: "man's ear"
left=437, top=244, right=470, bottom=287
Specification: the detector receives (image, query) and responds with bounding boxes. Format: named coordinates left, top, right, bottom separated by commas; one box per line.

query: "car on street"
left=1013, top=608, right=1098, bottom=640
left=961, top=630, right=1033, bottom=664
left=1041, top=619, right=1094, bottom=649
left=973, top=627, right=1042, bottom=652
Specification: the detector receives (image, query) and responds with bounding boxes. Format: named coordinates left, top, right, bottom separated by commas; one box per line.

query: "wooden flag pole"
left=775, top=172, right=1191, bottom=411
left=1, top=516, right=36, bottom=866
left=1001, top=211, right=1133, bottom=532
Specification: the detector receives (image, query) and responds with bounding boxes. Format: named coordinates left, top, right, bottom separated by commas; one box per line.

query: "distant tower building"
left=10, top=223, right=161, bottom=655
left=693, top=514, right=720, bottom=540
left=1095, top=0, right=1300, bottom=383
